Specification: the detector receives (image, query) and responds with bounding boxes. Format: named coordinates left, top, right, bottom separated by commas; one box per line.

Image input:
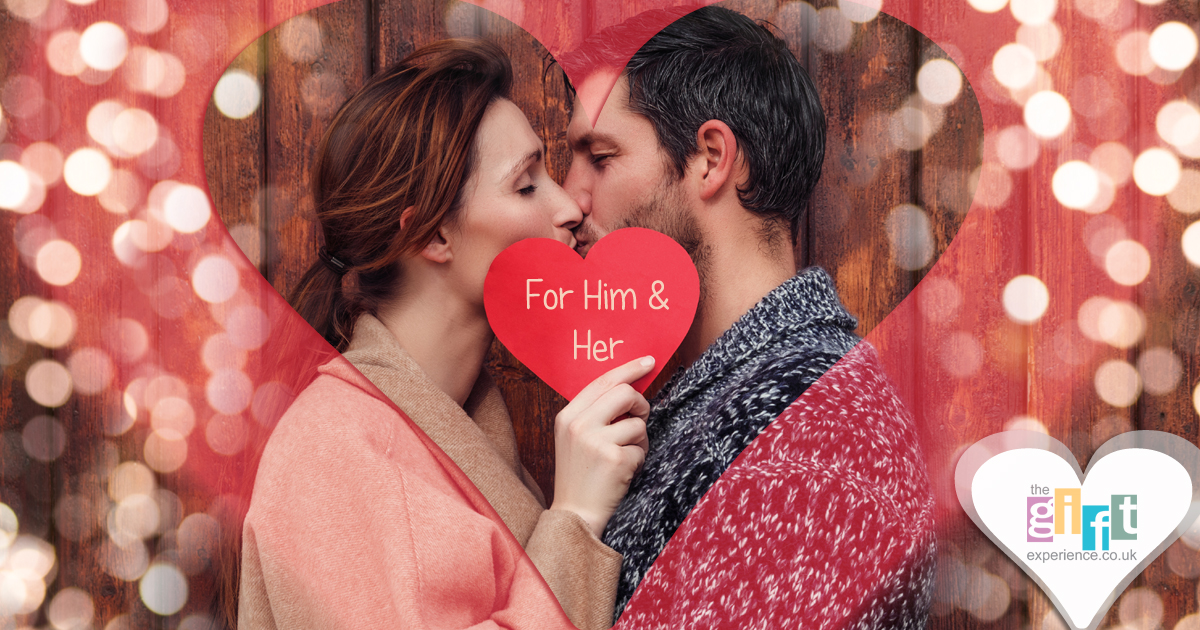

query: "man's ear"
left=694, top=120, right=739, bottom=201
left=401, top=206, right=453, bottom=264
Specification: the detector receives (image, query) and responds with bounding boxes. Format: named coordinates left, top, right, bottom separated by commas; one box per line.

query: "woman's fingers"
left=600, top=415, right=648, bottom=448
left=567, top=355, right=655, bottom=411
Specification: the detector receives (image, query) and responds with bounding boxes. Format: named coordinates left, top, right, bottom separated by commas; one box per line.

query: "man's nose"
left=562, top=160, right=592, bottom=216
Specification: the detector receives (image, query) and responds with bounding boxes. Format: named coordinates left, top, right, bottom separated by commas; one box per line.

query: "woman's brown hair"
left=290, top=38, right=514, bottom=351
left=215, top=39, right=514, bottom=629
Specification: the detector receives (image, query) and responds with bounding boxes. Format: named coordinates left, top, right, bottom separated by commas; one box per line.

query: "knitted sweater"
left=601, top=268, right=935, bottom=626
left=615, top=341, right=937, bottom=628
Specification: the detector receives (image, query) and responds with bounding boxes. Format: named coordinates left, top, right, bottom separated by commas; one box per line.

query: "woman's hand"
left=549, top=356, right=655, bottom=539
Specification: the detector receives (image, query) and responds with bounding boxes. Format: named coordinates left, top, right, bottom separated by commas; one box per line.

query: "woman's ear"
left=401, top=206, right=453, bottom=264
left=693, top=120, right=739, bottom=201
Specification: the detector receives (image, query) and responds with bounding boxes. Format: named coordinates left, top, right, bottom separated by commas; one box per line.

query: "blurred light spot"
left=1090, top=142, right=1133, bottom=186
left=1178, top=613, right=1200, bottom=630
left=151, top=397, right=195, bottom=438
left=5, top=0, right=49, bottom=19
left=889, top=104, right=936, bottom=150
left=1024, top=91, right=1071, bottom=138
left=105, top=318, right=147, bottom=363
left=46, top=30, right=85, bottom=76
left=108, top=461, right=156, bottom=502
left=123, top=46, right=164, bottom=93
left=278, top=14, right=323, bottom=63
left=0, top=324, right=23, bottom=367
left=86, top=99, right=123, bottom=148
left=1105, top=240, right=1151, bottom=286
left=176, top=513, right=220, bottom=574
left=112, top=108, right=158, bottom=156
left=941, top=331, right=983, bottom=377
left=151, top=53, right=186, bottom=98
left=140, top=563, right=188, bottom=615
left=1194, top=383, right=1200, bottom=417
left=53, top=494, right=97, bottom=542
left=63, top=148, right=112, bottom=195
left=67, top=348, right=113, bottom=395
left=1053, top=323, right=1094, bottom=366
left=213, top=70, right=261, bottom=120
left=98, top=538, right=148, bottom=581
left=113, top=493, right=159, bottom=539
left=36, top=239, right=81, bottom=286
left=206, top=414, right=247, bottom=456
left=126, top=0, right=168, bottom=34
left=138, top=132, right=181, bottom=180
left=1003, top=275, right=1049, bottom=323
left=971, top=163, right=1012, bottom=208
left=0, top=161, right=30, bottom=210
left=21, top=415, right=65, bottom=461
left=163, top=184, right=211, bottom=233
left=967, top=0, right=1006, bottom=11
left=144, top=431, right=187, bottom=473
left=1117, top=31, right=1155, bottom=76
left=1051, top=161, right=1099, bottom=209
left=837, top=0, right=879, bottom=23
left=0, top=571, right=26, bottom=615
left=26, top=360, right=72, bottom=407
left=143, top=375, right=188, bottom=412
left=1133, top=148, right=1180, bottom=196
left=996, top=125, right=1040, bottom=170
left=7, top=295, right=43, bottom=342
left=1098, top=300, right=1145, bottom=348
left=1169, top=170, right=1200, bottom=214
left=1138, top=347, right=1182, bottom=395
left=993, top=43, right=1037, bottom=89
left=1010, top=0, right=1054, bottom=24
left=98, top=168, right=142, bottom=214
left=1, top=74, right=43, bottom=118
left=917, top=59, right=962, bottom=105
left=1082, top=171, right=1116, bottom=214
left=918, top=277, right=962, bottom=324
left=207, top=369, right=253, bottom=415
left=202, top=333, right=246, bottom=372
left=1181, top=222, right=1200, bottom=270
left=885, top=204, right=934, bottom=270
left=21, top=141, right=63, bottom=186
left=193, top=256, right=238, bottom=303
left=1157, top=100, right=1200, bottom=148
left=1017, top=21, right=1061, bottom=61
left=1096, top=359, right=1141, bottom=407
left=79, top=22, right=128, bottom=71
left=112, top=221, right=144, bottom=266
left=48, top=586, right=93, bottom=630
left=1149, top=22, right=1198, bottom=71
left=814, top=7, right=853, bottom=52
left=226, top=304, right=271, bottom=349
left=1119, top=587, right=1163, bottom=630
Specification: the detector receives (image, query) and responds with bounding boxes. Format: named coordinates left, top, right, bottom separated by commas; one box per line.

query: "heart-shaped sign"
left=956, top=431, right=1200, bottom=630
left=483, top=227, right=699, bottom=399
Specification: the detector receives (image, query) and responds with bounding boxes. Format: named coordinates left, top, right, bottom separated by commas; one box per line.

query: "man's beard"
left=575, top=180, right=710, bottom=292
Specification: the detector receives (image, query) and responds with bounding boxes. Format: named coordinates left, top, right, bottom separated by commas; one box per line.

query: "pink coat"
left=238, top=353, right=575, bottom=629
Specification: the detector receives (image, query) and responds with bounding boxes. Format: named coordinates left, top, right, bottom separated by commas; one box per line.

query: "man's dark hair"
left=564, top=5, right=826, bottom=242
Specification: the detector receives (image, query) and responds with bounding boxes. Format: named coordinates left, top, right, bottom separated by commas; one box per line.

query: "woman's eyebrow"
left=501, top=148, right=543, bottom=184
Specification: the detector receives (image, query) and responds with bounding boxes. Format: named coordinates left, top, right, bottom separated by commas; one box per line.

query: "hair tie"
left=318, top=246, right=350, bottom=276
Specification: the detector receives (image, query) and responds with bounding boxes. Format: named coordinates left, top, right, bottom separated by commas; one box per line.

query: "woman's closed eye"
left=517, top=183, right=538, bottom=196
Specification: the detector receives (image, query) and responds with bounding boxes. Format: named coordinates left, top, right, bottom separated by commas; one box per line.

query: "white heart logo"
left=955, top=431, right=1200, bottom=630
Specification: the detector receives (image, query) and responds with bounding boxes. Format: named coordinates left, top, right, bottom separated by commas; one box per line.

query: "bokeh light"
left=150, top=397, right=195, bottom=438
left=1119, top=587, right=1164, bottom=630
left=1133, top=148, right=1181, bottom=196
left=207, top=369, right=253, bottom=415
left=63, top=148, right=112, bottom=196
left=967, top=0, right=1007, bottom=12
left=25, top=360, right=73, bottom=407
left=1148, top=22, right=1198, bottom=72
left=22, top=416, right=66, bottom=462
left=1016, top=21, right=1061, bottom=61
left=47, top=586, right=94, bottom=630
left=112, top=108, right=159, bottom=155
left=917, top=58, right=962, bottom=105
left=164, top=184, right=212, bottom=233
left=213, top=69, right=262, bottom=120
left=996, top=125, right=1040, bottom=170
left=126, top=0, right=169, bottom=34
left=1002, top=275, right=1049, bottom=323
left=1010, top=0, right=1054, bottom=25
left=940, top=331, right=984, bottom=377
left=0, top=161, right=31, bottom=210
left=192, top=255, right=239, bottom=303
left=1023, top=91, right=1071, bottom=138
left=36, top=239, right=82, bottom=286
left=21, top=141, right=63, bottom=186
left=993, top=44, right=1037, bottom=89
left=1169, top=170, right=1200, bottom=214
left=79, top=22, right=129, bottom=71
left=1158, top=100, right=1200, bottom=149
left=838, top=0, right=880, bottom=23
left=1184, top=221, right=1200, bottom=265
left=1138, top=347, right=1182, bottom=395
left=279, top=14, right=324, bottom=62
left=1097, top=300, right=1146, bottom=348
left=814, top=6, right=854, bottom=53
left=139, top=563, right=188, bottom=615
left=1090, top=141, right=1133, bottom=186
left=1117, top=31, right=1155, bottom=76
left=1051, top=161, right=1099, bottom=209
left=972, top=163, right=1013, bottom=208
left=46, top=30, right=85, bottom=76
left=1104, top=240, right=1151, bottom=286
left=1095, top=359, right=1141, bottom=407
left=885, top=204, right=935, bottom=270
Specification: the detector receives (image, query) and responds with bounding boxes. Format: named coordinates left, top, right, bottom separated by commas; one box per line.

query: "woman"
left=237, top=40, right=650, bottom=629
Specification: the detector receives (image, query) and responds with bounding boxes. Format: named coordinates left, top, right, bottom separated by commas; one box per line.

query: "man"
left=560, top=6, right=936, bottom=627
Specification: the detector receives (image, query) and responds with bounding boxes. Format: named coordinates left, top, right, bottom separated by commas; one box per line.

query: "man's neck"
left=678, top=226, right=796, bottom=367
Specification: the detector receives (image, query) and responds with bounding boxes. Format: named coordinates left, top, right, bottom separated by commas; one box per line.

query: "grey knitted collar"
left=650, top=267, right=858, bottom=420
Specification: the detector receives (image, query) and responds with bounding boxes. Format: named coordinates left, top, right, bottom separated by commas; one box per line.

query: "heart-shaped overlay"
left=484, top=227, right=699, bottom=400
left=955, top=431, right=1200, bottom=630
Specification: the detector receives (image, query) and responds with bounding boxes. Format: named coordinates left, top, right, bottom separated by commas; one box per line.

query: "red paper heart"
left=484, top=228, right=699, bottom=400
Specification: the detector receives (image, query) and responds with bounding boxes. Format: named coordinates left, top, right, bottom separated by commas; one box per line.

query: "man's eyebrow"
left=501, top=148, right=543, bottom=183
left=569, top=130, right=618, bottom=150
